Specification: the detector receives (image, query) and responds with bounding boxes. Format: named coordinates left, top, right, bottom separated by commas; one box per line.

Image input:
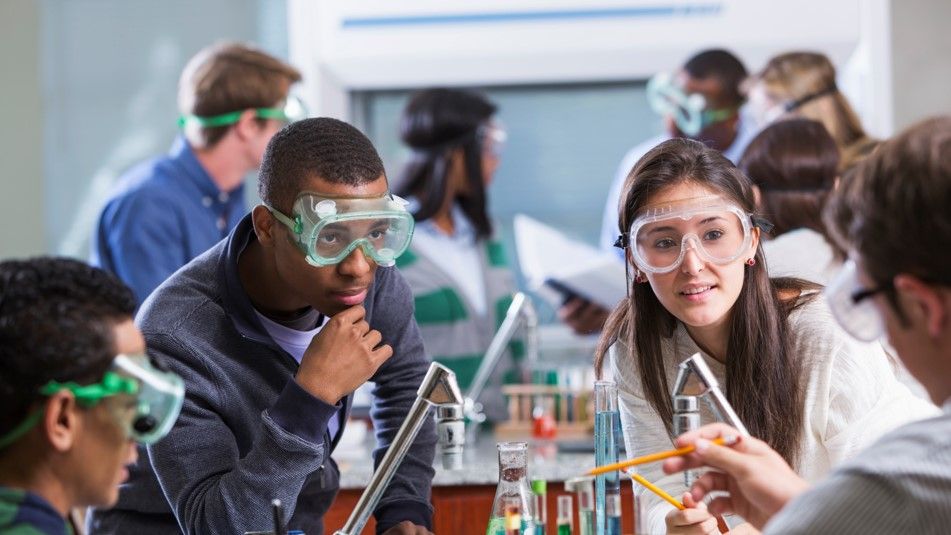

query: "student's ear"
left=233, top=109, right=262, bottom=141
left=894, top=274, right=948, bottom=339
left=750, top=226, right=761, bottom=253
left=251, top=205, right=277, bottom=247
left=44, top=391, right=80, bottom=453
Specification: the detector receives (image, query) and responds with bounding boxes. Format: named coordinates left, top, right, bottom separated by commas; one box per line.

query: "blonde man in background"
left=91, top=42, right=302, bottom=306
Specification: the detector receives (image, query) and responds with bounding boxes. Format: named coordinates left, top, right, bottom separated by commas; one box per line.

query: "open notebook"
left=514, top=214, right=627, bottom=310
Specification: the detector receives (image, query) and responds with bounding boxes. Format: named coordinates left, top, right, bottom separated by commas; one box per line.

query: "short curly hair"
left=0, top=257, right=136, bottom=444
left=258, top=117, right=386, bottom=213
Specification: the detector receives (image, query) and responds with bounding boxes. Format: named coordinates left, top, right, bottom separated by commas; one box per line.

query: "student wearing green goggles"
left=0, top=258, right=184, bottom=534
left=0, top=354, right=183, bottom=451
left=177, top=95, right=308, bottom=129
left=265, top=190, right=415, bottom=268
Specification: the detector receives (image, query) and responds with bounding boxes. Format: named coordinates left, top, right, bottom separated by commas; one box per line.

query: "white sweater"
left=610, top=295, right=939, bottom=534
left=762, top=228, right=840, bottom=285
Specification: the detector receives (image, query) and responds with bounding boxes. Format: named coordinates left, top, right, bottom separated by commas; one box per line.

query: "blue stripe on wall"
left=342, top=4, right=722, bottom=29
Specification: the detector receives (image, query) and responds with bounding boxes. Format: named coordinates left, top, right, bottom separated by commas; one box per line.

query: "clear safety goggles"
left=746, top=82, right=839, bottom=129
left=267, top=192, right=415, bottom=268
left=177, top=95, right=308, bottom=129
left=825, top=260, right=887, bottom=342
left=0, top=354, right=184, bottom=449
left=478, top=121, right=508, bottom=158
left=625, top=198, right=754, bottom=274
left=646, top=72, right=735, bottom=137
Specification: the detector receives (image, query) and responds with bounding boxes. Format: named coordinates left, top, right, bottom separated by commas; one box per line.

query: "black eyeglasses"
left=851, top=281, right=893, bottom=305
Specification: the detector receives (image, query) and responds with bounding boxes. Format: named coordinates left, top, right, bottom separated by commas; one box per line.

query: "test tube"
left=564, top=476, right=595, bottom=535
left=627, top=469, right=649, bottom=535
left=556, top=495, right=573, bottom=535
left=532, top=478, right=548, bottom=533
left=594, top=381, right=622, bottom=535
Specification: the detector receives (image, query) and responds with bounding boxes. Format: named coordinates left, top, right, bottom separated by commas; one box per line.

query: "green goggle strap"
left=0, top=372, right=139, bottom=450
left=266, top=205, right=303, bottom=235
left=177, top=106, right=289, bottom=129
left=701, top=107, right=736, bottom=126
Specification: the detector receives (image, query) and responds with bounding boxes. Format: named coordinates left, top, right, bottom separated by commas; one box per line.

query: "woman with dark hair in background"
left=596, top=137, right=934, bottom=534
left=739, top=119, right=844, bottom=284
left=395, top=88, right=519, bottom=421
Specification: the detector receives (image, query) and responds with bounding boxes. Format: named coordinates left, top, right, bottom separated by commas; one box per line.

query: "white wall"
left=890, top=0, right=951, bottom=131
left=0, top=0, right=46, bottom=258
left=290, top=0, right=864, bottom=119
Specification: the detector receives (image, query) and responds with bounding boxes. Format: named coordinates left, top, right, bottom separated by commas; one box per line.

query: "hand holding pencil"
left=661, top=423, right=811, bottom=530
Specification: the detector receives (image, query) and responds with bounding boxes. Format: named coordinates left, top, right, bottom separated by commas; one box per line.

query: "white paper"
left=513, top=214, right=627, bottom=310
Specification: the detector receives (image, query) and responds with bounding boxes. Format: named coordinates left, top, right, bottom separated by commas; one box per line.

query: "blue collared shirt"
left=91, top=136, right=248, bottom=305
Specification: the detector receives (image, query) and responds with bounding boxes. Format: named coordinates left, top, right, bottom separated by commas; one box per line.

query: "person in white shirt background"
left=593, top=136, right=936, bottom=535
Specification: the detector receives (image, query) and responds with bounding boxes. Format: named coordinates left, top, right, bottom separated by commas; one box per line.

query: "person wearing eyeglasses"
left=394, top=88, right=521, bottom=422
left=660, top=116, right=951, bottom=535
left=596, top=136, right=936, bottom=535
left=0, top=257, right=184, bottom=535
left=88, top=118, right=436, bottom=535
left=91, top=42, right=304, bottom=306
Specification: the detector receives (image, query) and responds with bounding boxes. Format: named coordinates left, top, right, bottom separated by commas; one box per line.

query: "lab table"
left=324, top=432, right=638, bottom=534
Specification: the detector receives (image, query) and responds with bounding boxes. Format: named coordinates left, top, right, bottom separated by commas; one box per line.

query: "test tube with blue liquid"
left=594, top=381, right=622, bottom=535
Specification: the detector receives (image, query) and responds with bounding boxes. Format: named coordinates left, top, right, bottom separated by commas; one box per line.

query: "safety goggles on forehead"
left=267, top=192, right=415, bottom=267
left=177, top=95, right=308, bottom=129
left=825, top=260, right=888, bottom=342
left=647, top=72, right=735, bottom=137
left=478, top=121, right=508, bottom=158
left=0, top=354, right=184, bottom=449
left=619, top=198, right=757, bottom=274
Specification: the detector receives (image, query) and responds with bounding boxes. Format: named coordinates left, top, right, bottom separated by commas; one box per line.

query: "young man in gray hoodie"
left=89, top=117, right=436, bottom=535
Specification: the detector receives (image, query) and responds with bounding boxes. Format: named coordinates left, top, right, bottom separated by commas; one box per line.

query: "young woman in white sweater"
left=595, top=138, right=936, bottom=535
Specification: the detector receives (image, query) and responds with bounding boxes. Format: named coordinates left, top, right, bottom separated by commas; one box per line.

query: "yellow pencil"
left=586, top=435, right=738, bottom=477
left=629, top=472, right=685, bottom=510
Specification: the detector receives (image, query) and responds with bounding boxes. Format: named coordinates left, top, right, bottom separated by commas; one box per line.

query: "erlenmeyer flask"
left=486, top=441, right=536, bottom=534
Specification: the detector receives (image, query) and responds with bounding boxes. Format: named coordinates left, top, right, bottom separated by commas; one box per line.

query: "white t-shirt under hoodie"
left=610, top=293, right=939, bottom=534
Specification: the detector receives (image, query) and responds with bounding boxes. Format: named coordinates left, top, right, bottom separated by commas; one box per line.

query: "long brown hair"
left=594, top=138, right=818, bottom=465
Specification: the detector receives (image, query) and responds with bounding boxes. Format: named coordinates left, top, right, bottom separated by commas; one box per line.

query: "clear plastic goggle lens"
left=281, top=95, right=307, bottom=123
left=308, top=215, right=413, bottom=267
left=112, top=354, right=184, bottom=444
left=646, top=72, right=707, bottom=137
left=272, top=192, right=415, bottom=267
left=632, top=206, right=750, bottom=273
left=825, top=261, right=885, bottom=342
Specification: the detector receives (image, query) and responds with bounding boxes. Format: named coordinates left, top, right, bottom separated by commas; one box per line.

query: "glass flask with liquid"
left=594, top=381, right=622, bottom=535
left=486, top=442, right=536, bottom=534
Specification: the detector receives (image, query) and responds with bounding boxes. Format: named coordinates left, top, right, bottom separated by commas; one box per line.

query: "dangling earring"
left=746, top=258, right=756, bottom=267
